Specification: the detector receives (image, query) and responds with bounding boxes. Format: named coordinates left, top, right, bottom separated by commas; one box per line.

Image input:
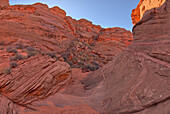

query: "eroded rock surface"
left=1, top=0, right=169, bottom=114
left=0, top=1, right=133, bottom=113
left=83, top=0, right=170, bottom=113
left=131, top=0, right=165, bottom=25
left=0, top=1, right=133, bottom=72
left=0, top=55, right=72, bottom=113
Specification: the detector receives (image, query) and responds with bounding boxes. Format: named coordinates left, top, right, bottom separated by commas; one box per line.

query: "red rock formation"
left=0, top=0, right=169, bottom=114
left=0, top=55, right=72, bottom=113
left=93, top=27, right=133, bottom=62
left=0, top=0, right=9, bottom=7
left=131, top=0, right=165, bottom=25
left=0, top=1, right=133, bottom=113
left=0, top=1, right=133, bottom=72
left=83, top=0, right=170, bottom=113
left=50, top=6, right=67, bottom=19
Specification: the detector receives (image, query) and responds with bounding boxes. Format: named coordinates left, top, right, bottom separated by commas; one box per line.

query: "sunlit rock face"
left=0, top=2, right=133, bottom=72
left=0, top=0, right=9, bottom=7
left=131, top=0, right=165, bottom=25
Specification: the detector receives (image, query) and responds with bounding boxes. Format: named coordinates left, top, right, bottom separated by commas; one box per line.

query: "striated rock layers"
left=1, top=0, right=169, bottom=113
left=83, top=0, right=170, bottom=113
left=131, top=0, right=165, bottom=25
left=0, top=1, right=133, bottom=72
left=0, top=55, right=72, bottom=113
left=0, top=1, right=133, bottom=113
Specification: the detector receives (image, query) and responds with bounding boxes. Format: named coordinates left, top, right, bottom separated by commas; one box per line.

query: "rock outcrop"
left=83, top=0, right=170, bottom=113
left=0, top=0, right=9, bottom=7
left=0, top=1, right=133, bottom=113
left=0, top=55, right=72, bottom=113
left=131, top=0, right=165, bottom=25
left=1, top=0, right=169, bottom=113
left=0, top=2, right=133, bottom=72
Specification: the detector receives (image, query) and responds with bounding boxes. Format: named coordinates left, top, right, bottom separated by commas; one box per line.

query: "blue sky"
left=9, top=0, right=140, bottom=31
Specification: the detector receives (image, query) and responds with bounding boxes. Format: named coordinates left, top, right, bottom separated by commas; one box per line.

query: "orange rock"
left=131, top=0, right=165, bottom=25
left=50, top=6, right=66, bottom=18
left=0, top=0, right=9, bottom=7
left=0, top=1, right=135, bottom=113
left=0, top=1, right=133, bottom=72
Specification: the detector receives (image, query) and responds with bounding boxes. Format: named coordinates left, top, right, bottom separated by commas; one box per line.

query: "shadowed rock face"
left=83, top=0, right=170, bottom=113
left=131, top=0, right=165, bottom=25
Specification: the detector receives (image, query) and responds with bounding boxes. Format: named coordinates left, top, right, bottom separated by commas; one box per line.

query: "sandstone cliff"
left=83, top=0, right=170, bottom=113
left=0, top=0, right=169, bottom=113
left=131, top=0, right=165, bottom=25
left=0, top=2, right=133, bottom=72
left=0, top=1, right=133, bottom=113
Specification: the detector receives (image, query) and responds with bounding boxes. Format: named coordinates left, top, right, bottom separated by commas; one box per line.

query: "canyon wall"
left=0, top=0, right=169, bottom=113
left=0, top=1, right=132, bottom=113
left=131, top=0, right=165, bottom=25
left=83, top=0, right=170, bottom=113
left=0, top=2, right=133, bottom=72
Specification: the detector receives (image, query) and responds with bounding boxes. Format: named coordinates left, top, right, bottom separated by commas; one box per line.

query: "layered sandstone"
left=1, top=0, right=169, bottom=113
left=131, top=0, right=165, bottom=25
left=0, top=1, right=133, bottom=113
left=0, top=55, right=72, bottom=113
left=83, top=0, right=170, bottom=113
left=0, top=1, right=133, bottom=72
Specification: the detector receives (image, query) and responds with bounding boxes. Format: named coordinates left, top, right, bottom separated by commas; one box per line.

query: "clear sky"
left=9, top=0, right=140, bottom=31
